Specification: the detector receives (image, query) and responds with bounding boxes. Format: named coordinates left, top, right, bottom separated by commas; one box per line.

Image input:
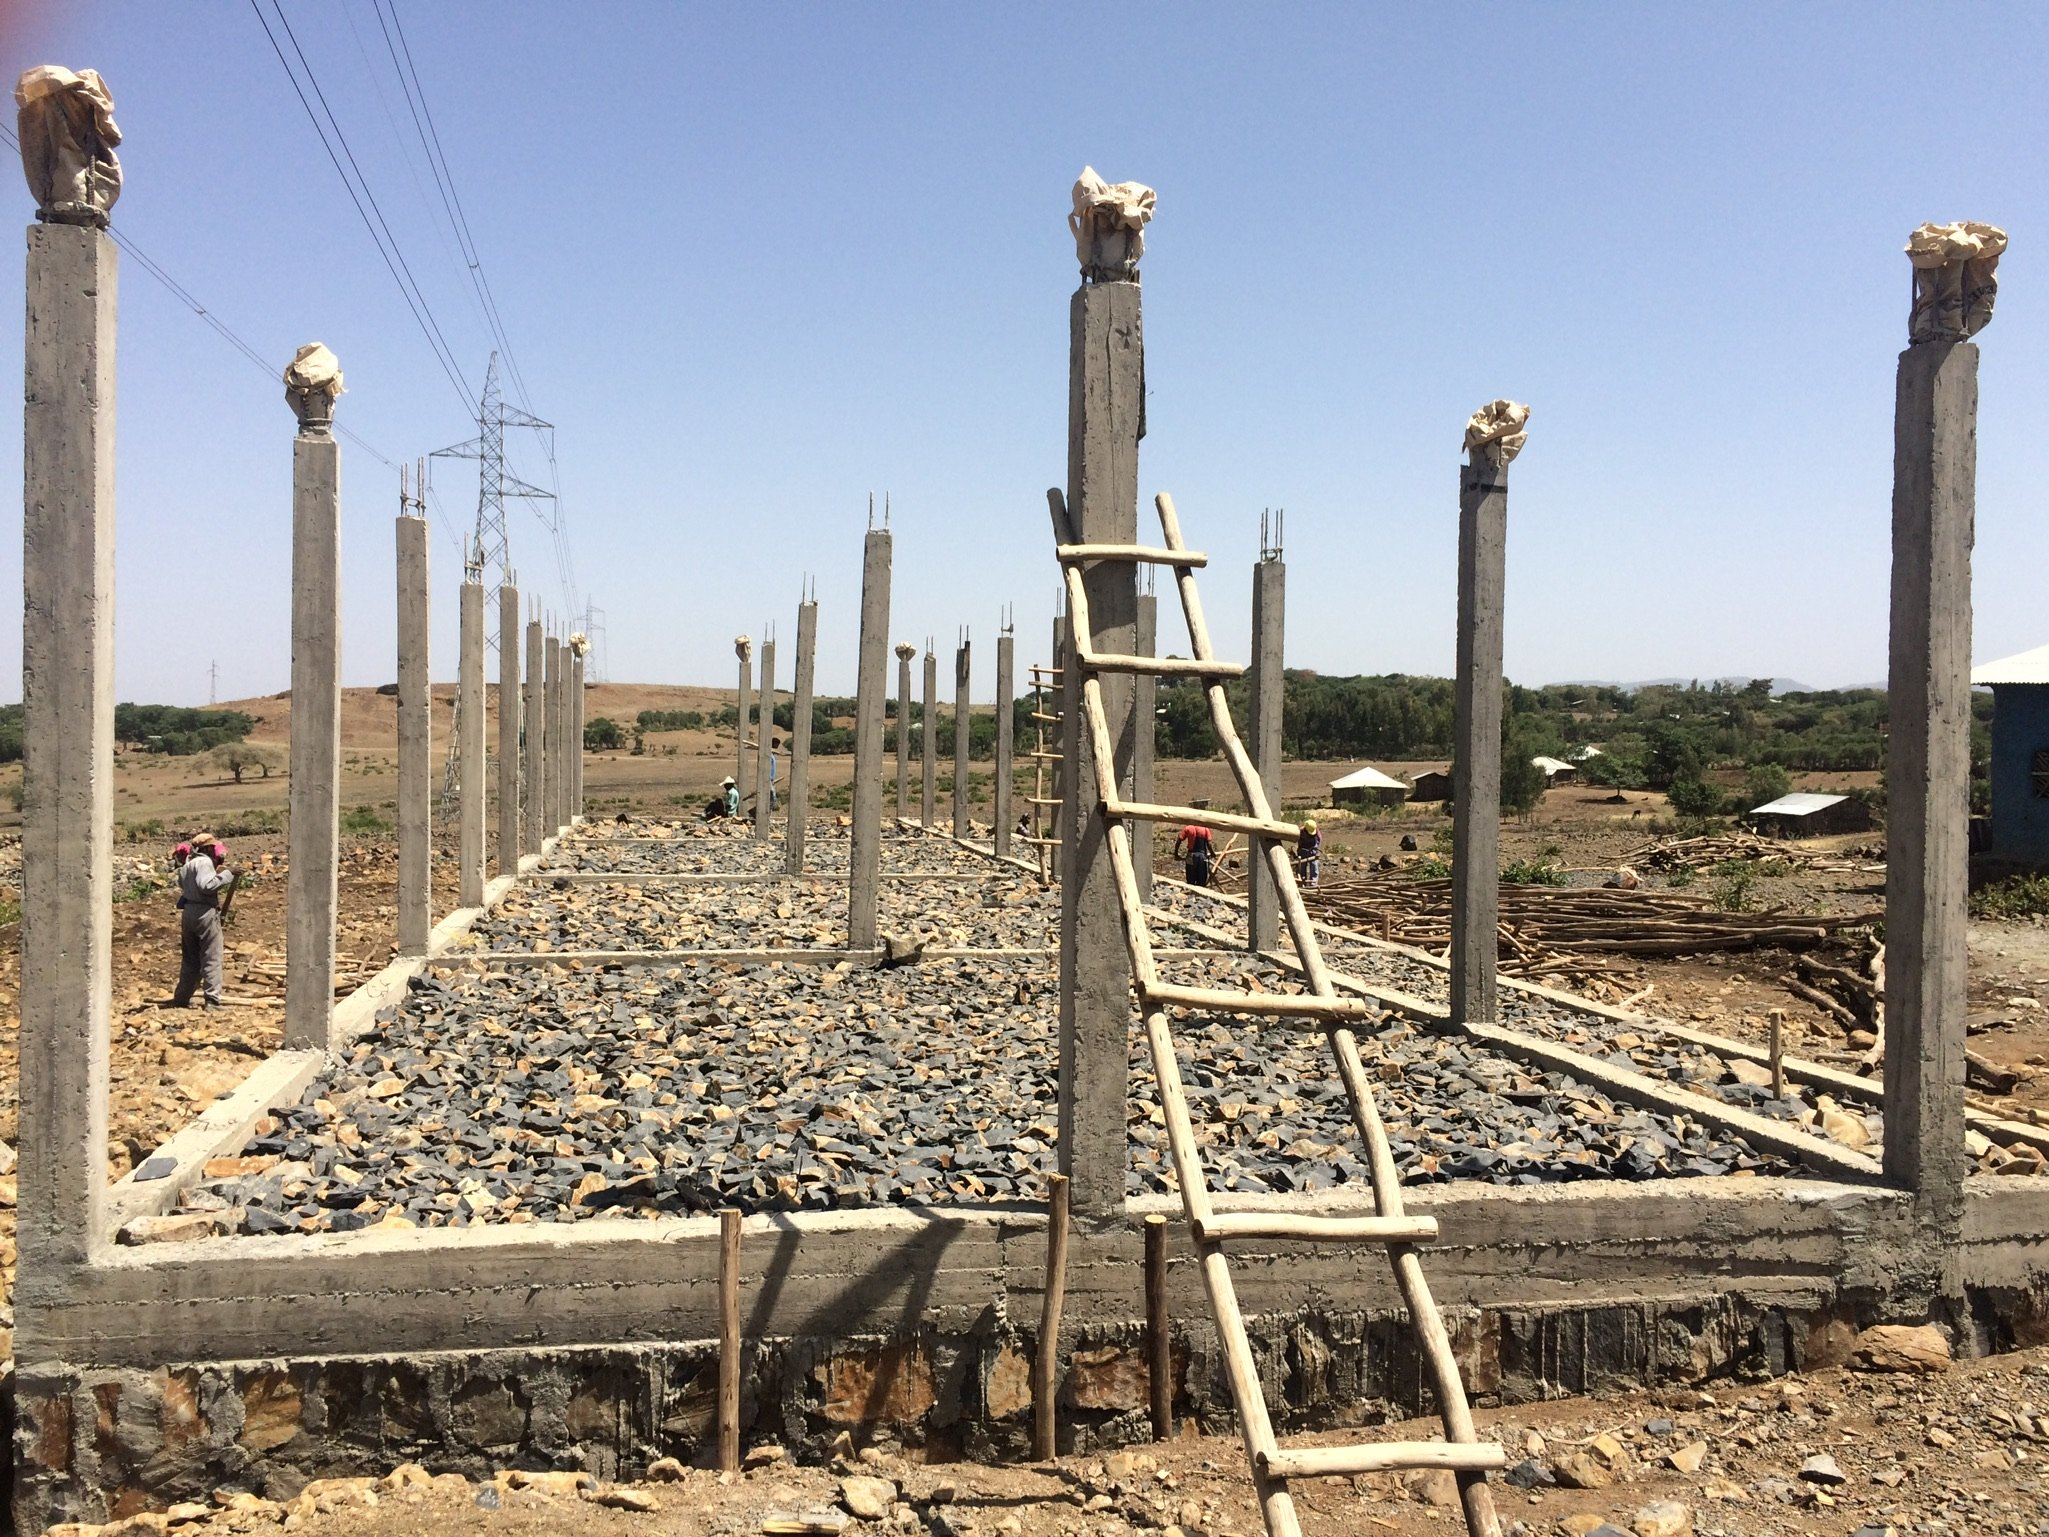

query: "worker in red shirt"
left=1172, top=824, right=1216, bottom=887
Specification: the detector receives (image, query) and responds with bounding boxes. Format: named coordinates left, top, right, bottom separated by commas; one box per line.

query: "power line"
left=0, top=117, right=402, bottom=476
left=248, top=0, right=473, bottom=410
left=374, top=0, right=533, bottom=414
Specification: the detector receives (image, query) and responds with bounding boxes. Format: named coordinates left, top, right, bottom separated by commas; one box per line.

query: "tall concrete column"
left=848, top=530, right=892, bottom=948
left=1883, top=227, right=1998, bottom=1313
left=995, top=628, right=1015, bottom=856
left=497, top=583, right=521, bottom=874
left=785, top=598, right=818, bottom=873
left=1132, top=593, right=1157, bottom=901
left=458, top=577, right=485, bottom=907
left=953, top=637, right=973, bottom=837
left=395, top=514, right=431, bottom=955
left=895, top=643, right=916, bottom=821
left=18, top=220, right=117, bottom=1275
left=1058, top=256, right=1146, bottom=1222
left=734, top=636, right=754, bottom=808
left=754, top=635, right=777, bottom=839
left=522, top=618, right=545, bottom=853
left=921, top=649, right=939, bottom=828
left=284, top=348, right=344, bottom=1052
left=1449, top=403, right=1525, bottom=1028
left=545, top=635, right=563, bottom=836
left=571, top=647, right=585, bottom=821
left=1246, top=556, right=1285, bottom=950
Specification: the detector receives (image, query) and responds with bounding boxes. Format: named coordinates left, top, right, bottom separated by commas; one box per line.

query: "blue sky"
left=1, top=4, right=2045, bottom=705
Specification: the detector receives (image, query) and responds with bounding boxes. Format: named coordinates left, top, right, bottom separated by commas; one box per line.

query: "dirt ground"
left=5, top=695, right=2049, bottom=1533
left=58, top=1345, right=2049, bottom=1536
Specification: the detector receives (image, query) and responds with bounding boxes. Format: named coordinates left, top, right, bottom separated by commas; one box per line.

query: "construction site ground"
left=1, top=685, right=2045, bottom=1531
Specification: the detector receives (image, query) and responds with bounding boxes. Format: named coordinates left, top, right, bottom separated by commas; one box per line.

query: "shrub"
left=1709, top=859, right=1760, bottom=912
left=1970, top=873, right=2049, bottom=920
left=340, top=805, right=390, bottom=836
left=1501, top=858, right=1567, bottom=885
left=584, top=716, right=625, bottom=751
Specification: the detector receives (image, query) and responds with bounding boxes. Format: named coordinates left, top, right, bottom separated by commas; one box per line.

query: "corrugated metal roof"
left=1328, top=765, right=1408, bottom=791
left=1973, top=642, right=2049, bottom=685
left=1531, top=756, right=1575, bottom=775
left=1749, top=792, right=1848, bottom=817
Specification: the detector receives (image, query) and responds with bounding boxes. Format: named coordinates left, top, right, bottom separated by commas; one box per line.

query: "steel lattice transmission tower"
left=431, top=353, right=555, bottom=650
left=577, top=600, right=608, bottom=685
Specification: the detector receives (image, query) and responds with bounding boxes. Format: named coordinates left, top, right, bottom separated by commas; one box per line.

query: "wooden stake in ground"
left=1145, top=1212, right=1173, bottom=1441
left=1770, top=1008, right=1786, bottom=1100
left=719, top=1207, right=742, bottom=1472
left=1034, top=1172, right=1072, bottom=1460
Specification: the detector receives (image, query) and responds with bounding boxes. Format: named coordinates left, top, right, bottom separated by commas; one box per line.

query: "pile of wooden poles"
left=1304, top=871, right=1881, bottom=979
left=1624, top=831, right=1814, bottom=872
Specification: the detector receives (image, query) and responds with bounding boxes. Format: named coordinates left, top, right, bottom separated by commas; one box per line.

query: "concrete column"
left=545, top=635, right=563, bottom=835
left=1884, top=299, right=1984, bottom=1312
left=1133, top=593, right=1157, bottom=901
left=522, top=619, right=545, bottom=853
left=754, top=635, right=777, bottom=840
left=1246, top=558, right=1285, bottom=950
left=953, top=638, right=972, bottom=837
left=556, top=637, right=573, bottom=831
left=285, top=355, right=343, bottom=1052
left=895, top=643, right=916, bottom=821
left=921, top=649, right=939, bottom=828
left=1059, top=275, right=1143, bottom=1222
left=458, top=578, right=485, bottom=907
left=785, top=599, right=818, bottom=874
left=497, top=584, right=521, bottom=874
left=995, top=630, right=1015, bottom=857
left=571, top=648, right=585, bottom=821
left=848, top=530, right=892, bottom=949
left=395, top=515, right=431, bottom=955
left=735, top=638, right=754, bottom=809
left=1449, top=439, right=1509, bottom=1027
left=18, top=222, right=116, bottom=1275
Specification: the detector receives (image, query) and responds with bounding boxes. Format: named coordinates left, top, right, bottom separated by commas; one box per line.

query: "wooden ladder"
left=1050, top=489, right=1505, bottom=1537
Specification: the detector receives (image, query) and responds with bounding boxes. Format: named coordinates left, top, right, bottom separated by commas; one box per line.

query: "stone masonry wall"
left=12, top=1288, right=1885, bottom=1532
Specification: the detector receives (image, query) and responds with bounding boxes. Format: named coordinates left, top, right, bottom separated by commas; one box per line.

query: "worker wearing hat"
left=172, top=833, right=235, bottom=1008
left=722, top=776, right=740, bottom=818
left=1296, top=819, right=1322, bottom=888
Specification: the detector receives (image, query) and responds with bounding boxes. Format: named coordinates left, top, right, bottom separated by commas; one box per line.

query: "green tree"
left=1741, top=761, right=1791, bottom=810
left=1666, top=775, right=1724, bottom=819
left=584, top=716, right=625, bottom=751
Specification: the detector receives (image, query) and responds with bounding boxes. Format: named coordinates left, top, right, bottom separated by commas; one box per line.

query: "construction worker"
left=1296, top=819, right=1322, bottom=888
left=1172, top=823, right=1216, bottom=887
left=722, top=776, right=740, bottom=818
left=172, top=834, right=235, bottom=1008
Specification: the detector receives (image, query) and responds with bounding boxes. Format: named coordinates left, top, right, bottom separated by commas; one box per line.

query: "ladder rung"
left=1026, top=750, right=1061, bottom=760
left=1109, top=799, right=1298, bottom=841
left=1057, top=542, right=1209, bottom=568
left=1258, top=1440, right=1506, bottom=1481
left=1030, top=711, right=1062, bottom=723
left=1195, top=1212, right=1438, bottom=1245
left=1144, top=982, right=1380, bottom=1022
left=1025, top=796, right=1062, bottom=806
left=1022, top=836, right=1061, bottom=846
left=1079, top=652, right=1246, bottom=679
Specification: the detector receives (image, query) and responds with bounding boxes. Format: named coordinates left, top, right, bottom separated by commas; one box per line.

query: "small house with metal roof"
left=1327, top=765, right=1409, bottom=809
left=1747, top=791, right=1872, bottom=839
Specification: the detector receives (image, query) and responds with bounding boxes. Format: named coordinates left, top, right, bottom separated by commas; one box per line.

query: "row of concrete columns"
left=393, top=538, right=583, bottom=959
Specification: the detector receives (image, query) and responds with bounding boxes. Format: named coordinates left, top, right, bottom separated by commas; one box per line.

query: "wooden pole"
left=1145, top=1213, right=1173, bottom=1441
left=1769, top=1008, right=1786, bottom=1100
left=719, top=1207, right=742, bottom=1472
left=1033, top=1172, right=1072, bottom=1461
